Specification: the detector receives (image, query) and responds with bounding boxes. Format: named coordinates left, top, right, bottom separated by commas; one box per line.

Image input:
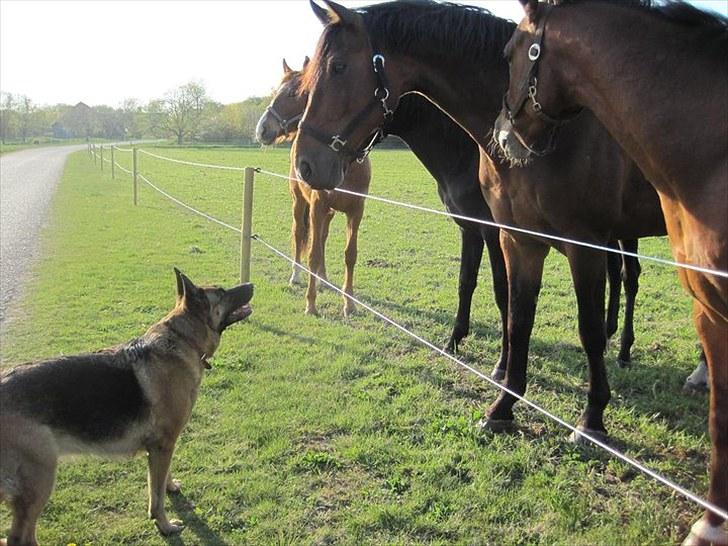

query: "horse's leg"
left=617, top=239, right=640, bottom=366
left=484, top=232, right=548, bottom=429
left=567, top=247, right=611, bottom=441
left=445, top=227, right=484, bottom=354
left=683, top=302, right=727, bottom=546
left=317, top=209, right=335, bottom=289
left=305, top=197, right=327, bottom=315
left=484, top=225, right=509, bottom=380
left=605, top=240, right=622, bottom=341
left=342, top=205, right=363, bottom=317
left=289, top=188, right=309, bottom=286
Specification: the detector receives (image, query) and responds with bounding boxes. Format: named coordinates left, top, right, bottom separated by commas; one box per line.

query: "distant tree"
left=0, top=92, right=15, bottom=143
left=17, top=95, right=34, bottom=143
left=161, top=81, right=209, bottom=144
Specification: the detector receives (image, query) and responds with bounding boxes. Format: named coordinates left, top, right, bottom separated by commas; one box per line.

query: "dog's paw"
left=166, top=478, right=182, bottom=494
left=155, top=518, right=185, bottom=536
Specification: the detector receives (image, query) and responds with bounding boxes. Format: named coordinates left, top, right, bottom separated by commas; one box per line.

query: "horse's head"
left=293, top=0, right=400, bottom=189
left=495, top=0, right=579, bottom=165
left=256, top=58, right=309, bottom=145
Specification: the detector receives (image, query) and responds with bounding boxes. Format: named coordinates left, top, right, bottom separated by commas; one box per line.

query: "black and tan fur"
left=0, top=269, right=253, bottom=546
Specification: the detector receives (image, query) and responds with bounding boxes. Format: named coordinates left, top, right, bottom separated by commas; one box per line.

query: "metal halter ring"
left=372, top=54, right=385, bottom=69
left=329, top=135, right=347, bottom=152
left=528, top=43, right=541, bottom=61
left=375, top=87, right=390, bottom=101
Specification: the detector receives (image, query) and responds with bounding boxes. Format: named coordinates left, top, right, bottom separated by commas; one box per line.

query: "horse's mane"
left=359, top=0, right=516, bottom=64
left=561, top=0, right=728, bottom=39
left=302, top=1, right=515, bottom=92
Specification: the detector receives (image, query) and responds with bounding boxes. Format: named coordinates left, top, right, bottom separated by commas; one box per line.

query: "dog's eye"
left=331, top=61, right=347, bottom=75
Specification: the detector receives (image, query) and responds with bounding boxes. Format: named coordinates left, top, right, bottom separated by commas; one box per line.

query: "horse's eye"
left=287, top=88, right=297, bottom=97
left=332, top=61, right=347, bottom=75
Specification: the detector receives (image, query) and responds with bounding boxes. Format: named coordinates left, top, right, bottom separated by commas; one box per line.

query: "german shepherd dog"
left=0, top=268, right=253, bottom=546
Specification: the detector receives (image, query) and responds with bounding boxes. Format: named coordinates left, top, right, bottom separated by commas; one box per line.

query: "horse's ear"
left=303, top=56, right=310, bottom=70
left=283, top=58, right=293, bottom=75
left=314, top=0, right=361, bottom=28
left=310, top=0, right=333, bottom=25
left=520, top=0, right=540, bottom=22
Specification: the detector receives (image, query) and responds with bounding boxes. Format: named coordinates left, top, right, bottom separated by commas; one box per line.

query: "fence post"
left=111, top=146, right=115, bottom=179
left=93, top=144, right=97, bottom=165
left=132, top=147, right=138, bottom=206
left=240, top=167, right=255, bottom=283
left=100, top=146, right=104, bottom=172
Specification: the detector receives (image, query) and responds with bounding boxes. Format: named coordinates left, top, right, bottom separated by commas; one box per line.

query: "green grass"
left=0, top=138, right=115, bottom=155
left=0, top=147, right=709, bottom=545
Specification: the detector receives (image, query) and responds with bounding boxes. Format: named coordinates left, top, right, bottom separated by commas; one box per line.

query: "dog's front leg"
left=166, top=470, right=182, bottom=494
left=147, top=445, right=184, bottom=535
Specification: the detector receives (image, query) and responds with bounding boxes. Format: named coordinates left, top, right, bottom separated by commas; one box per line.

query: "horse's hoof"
left=289, top=272, right=304, bottom=286
left=477, top=418, right=516, bottom=434
left=490, top=365, right=506, bottom=382
left=682, top=517, right=728, bottom=546
left=155, top=519, right=185, bottom=536
left=683, top=361, right=709, bottom=394
left=569, top=427, right=609, bottom=446
left=166, top=478, right=182, bottom=494
left=617, top=357, right=631, bottom=369
left=305, top=307, right=319, bottom=317
left=343, top=305, right=356, bottom=318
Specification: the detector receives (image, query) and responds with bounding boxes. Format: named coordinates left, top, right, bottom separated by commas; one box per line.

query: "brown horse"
left=294, top=0, right=673, bottom=441
left=256, top=58, right=370, bottom=317
left=496, top=1, right=727, bottom=543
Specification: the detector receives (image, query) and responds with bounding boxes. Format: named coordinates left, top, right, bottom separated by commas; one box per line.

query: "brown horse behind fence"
left=496, top=1, right=727, bottom=544
left=256, top=58, right=370, bottom=317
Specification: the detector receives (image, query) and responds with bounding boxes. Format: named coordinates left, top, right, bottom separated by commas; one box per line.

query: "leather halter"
left=299, top=52, right=395, bottom=164
left=503, top=5, right=581, bottom=157
left=263, top=104, right=302, bottom=137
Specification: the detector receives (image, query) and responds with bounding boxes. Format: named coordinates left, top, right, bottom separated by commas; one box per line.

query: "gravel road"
left=0, top=144, right=87, bottom=325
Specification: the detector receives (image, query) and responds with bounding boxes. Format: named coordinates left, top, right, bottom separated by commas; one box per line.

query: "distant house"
left=56, top=101, right=93, bottom=138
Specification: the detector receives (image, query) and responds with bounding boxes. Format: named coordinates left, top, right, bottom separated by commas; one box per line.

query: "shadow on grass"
left=167, top=493, right=230, bottom=546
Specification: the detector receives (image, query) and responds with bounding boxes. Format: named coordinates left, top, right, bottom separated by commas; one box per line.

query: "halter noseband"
left=503, top=5, right=581, bottom=157
left=263, top=104, right=303, bottom=137
left=299, top=51, right=395, bottom=164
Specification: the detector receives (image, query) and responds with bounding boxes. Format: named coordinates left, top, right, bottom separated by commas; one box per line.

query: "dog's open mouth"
left=224, top=304, right=252, bottom=329
left=230, top=303, right=252, bottom=322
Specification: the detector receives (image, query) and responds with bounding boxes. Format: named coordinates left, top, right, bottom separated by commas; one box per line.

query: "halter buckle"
left=329, top=135, right=348, bottom=152
left=372, top=54, right=385, bottom=70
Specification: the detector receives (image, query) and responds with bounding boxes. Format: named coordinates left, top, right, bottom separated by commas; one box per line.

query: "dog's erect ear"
left=311, top=0, right=360, bottom=28
left=174, top=267, right=197, bottom=300
left=520, top=0, right=540, bottom=22
left=283, top=58, right=293, bottom=74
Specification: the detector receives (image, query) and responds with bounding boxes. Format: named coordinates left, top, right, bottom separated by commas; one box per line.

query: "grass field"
left=0, top=146, right=710, bottom=545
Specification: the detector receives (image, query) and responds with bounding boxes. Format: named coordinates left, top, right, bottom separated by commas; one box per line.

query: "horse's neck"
left=552, top=4, right=726, bottom=192
left=393, top=50, right=508, bottom=150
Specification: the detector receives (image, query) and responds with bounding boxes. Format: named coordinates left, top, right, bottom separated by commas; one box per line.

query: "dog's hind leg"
left=147, top=445, right=184, bottom=535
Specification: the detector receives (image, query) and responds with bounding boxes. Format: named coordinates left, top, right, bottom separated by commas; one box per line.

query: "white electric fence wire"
left=114, top=162, right=132, bottom=175
left=255, top=168, right=728, bottom=279
left=138, top=148, right=247, bottom=172
left=252, top=233, right=727, bottom=520
left=112, top=145, right=133, bottom=153
left=117, top=154, right=726, bottom=520
left=137, top=173, right=241, bottom=232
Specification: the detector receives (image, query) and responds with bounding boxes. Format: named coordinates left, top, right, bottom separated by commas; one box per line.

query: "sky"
left=1, top=0, right=726, bottom=108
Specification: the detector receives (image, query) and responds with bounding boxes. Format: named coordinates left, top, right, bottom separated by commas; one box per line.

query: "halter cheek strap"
left=503, top=5, right=582, bottom=156
left=299, top=51, right=395, bottom=164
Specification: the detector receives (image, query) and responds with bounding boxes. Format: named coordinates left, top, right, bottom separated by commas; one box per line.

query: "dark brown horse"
left=256, top=58, right=370, bottom=318
left=496, top=1, right=727, bottom=543
left=293, top=0, right=686, bottom=486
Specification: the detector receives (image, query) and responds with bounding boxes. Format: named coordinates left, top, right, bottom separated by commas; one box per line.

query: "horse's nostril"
left=299, top=160, right=312, bottom=181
